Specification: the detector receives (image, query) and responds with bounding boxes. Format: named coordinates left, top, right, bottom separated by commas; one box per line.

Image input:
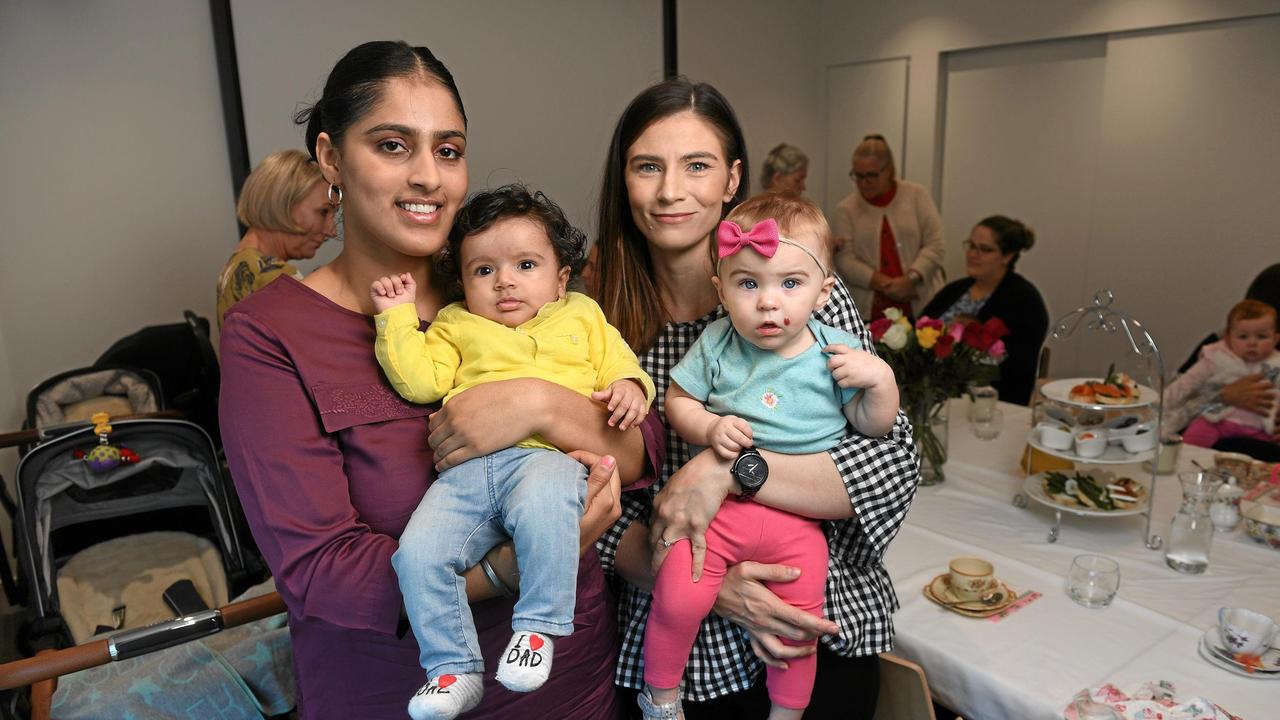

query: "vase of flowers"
left=870, top=309, right=1008, bottom=485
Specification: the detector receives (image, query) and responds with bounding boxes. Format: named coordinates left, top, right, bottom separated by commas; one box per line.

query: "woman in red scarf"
left=832, top=135, right=945, bottom=320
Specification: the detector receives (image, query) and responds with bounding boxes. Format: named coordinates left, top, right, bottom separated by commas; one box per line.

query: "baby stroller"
left=0, top=351, right=284, bottom=717
left=10, top=415, right=258, bottom=649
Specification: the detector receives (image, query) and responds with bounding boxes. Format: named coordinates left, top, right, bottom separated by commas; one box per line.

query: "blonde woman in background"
left=216, top=149, right=337, bottom=326
left=832, top=135, right=944, bottom=320
left=760, top=143, right=808, bottom=196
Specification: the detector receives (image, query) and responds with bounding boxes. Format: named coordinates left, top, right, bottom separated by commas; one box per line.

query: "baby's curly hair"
left=437, top=184, right=587, bottom=297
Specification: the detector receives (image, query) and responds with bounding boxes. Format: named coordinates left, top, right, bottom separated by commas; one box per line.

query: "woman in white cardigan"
left=831, top=135, right=945, bottom=320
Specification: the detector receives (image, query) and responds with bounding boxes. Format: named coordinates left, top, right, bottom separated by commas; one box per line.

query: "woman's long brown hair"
left=594, top=78, right=749, bottom=354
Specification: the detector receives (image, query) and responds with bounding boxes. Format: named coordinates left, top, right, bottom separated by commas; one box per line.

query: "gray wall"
left=0, top=1, right=661, bottom=559
left=0, top=1, right=238, bottom=540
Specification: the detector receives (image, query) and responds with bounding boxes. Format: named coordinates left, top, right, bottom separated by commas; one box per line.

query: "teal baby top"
left=670, top=316, right=862, bottom=454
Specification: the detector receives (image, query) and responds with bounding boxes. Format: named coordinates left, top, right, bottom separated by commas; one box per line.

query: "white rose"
left=883, top=307, right=904, bottom=322
left=883, top=323, right=909, bottom=350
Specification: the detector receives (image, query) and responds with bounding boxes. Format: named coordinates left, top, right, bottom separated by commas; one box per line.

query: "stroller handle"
left=0, top=410, right=184, bottom=450
left=0, top=592, right=286, bottom=691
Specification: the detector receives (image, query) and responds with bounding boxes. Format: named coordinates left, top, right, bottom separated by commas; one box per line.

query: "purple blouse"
left=219, top=277, right=662, bottom=719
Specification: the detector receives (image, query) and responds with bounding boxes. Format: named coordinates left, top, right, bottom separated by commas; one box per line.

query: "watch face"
left=736, top=455, right=768, bottom=487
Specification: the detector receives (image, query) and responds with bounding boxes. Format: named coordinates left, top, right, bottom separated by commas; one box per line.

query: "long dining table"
left=884, top=399, right=1280, bottom=719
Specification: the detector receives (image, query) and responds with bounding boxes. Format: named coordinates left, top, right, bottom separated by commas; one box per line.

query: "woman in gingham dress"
left=593, top=78, right=920, bottom=719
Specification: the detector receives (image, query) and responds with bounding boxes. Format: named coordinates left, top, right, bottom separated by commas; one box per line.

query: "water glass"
left=1066, top=554, right=1120, bottom=609
left=972, top=406, right=1004, bottom=441
left=968, top=385, right=999, bottom=422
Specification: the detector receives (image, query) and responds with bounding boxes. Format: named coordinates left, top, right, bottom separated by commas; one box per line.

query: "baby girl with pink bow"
left=637, top=194, right=899, bottom=720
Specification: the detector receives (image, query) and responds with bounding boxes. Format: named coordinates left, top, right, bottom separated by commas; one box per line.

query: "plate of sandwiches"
left=1024, top=470, right=1149, bottom=517
left=1040, top=365, right=1157, bottom=409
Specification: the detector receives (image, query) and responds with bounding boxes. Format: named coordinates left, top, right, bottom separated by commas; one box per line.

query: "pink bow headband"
left=716, top=218, right=828, bottom=275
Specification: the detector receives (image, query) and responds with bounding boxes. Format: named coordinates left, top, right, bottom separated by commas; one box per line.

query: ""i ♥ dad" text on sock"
left=495, top=632, right=554, bottom=692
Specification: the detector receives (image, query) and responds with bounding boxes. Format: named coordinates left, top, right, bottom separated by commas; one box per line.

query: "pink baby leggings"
left=1183, top=417, right=1274, bottom=448
left=643, top=497, right=829, bottom=710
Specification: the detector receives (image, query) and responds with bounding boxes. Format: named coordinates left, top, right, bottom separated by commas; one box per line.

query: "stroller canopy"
left=28, top=367, right=161, bottom=429
left=14, top=419, right=246, bottom=620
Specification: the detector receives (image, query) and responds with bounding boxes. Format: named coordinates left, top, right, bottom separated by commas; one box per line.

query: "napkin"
left=1062, top=681, right=1240, bottom=720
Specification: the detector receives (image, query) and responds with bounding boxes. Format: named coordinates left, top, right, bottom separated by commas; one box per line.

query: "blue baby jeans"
left=392, top=446, right=587, bottom=677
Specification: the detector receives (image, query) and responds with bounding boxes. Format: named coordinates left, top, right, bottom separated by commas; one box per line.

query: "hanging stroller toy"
left=73, top=413, right=141, bottom=472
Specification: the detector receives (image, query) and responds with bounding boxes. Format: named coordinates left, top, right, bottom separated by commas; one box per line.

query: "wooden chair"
left=873, top=653, right=936, bottom=720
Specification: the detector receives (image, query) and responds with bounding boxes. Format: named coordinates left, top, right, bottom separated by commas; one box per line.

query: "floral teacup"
left=1218, top=607, right=1278, bottom=656
left=947, top=557, right=996, bottom=601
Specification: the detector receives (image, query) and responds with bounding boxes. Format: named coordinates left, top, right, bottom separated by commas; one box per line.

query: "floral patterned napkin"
left=1062, top=681, right=1240, bottom=720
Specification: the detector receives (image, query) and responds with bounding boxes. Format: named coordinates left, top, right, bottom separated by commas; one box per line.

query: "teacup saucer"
left=1199, top=633, right=1280, bottom=680
left=924, top=573, right=1017, bottom=615
left=1202, top=626, right=1280, bottom=673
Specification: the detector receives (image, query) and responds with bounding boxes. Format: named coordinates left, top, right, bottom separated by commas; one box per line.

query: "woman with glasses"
left=831, top=135, right=945, bottom=320
left=921, top=215, right=1049, bottom=405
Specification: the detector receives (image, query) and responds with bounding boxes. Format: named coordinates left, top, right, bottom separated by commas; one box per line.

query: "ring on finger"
left=660, top=536, right=680, bottom=549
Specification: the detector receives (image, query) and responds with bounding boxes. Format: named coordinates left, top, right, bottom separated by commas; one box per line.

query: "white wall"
left=822, top=58, right=908, bottom=217
left=232, top=0, right=663, bottom=274
left=0, top=1, right=237, bottom=555
left=812, top=0, right=1280, bottom=378
left=817, top=0, right=1280, bottom=194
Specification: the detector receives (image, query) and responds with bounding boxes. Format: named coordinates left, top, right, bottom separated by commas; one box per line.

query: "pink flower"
left=947, top=322, right=965, bottom=343
left=915, top=316, right=943, bottom=331
left=761, top=391, right=779, bottom=409
left=989, top=339, right=1007, bottom=358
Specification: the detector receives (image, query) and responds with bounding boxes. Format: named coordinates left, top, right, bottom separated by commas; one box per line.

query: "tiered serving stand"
left=1014, top=290, right=1166, bottom=549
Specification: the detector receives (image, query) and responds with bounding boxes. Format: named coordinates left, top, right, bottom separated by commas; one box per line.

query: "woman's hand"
left=428, top=379, right=549, bottom=471
left=870, top=271, right=892, bottom=293
left=568, top=450, right=622, bottom=556
left=714, top=561, right=839, bottom=668
left=1219, top=374, right=1277, bottom=417
left=882, top=275, right=918, bottom=302
left=649, top=448, right=734, bottom=581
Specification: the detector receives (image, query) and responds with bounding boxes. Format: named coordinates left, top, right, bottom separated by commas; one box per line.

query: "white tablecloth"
left=885, top=399, right=1280, bottom=720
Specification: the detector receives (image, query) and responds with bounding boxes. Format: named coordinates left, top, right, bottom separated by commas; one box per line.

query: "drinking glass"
left=1065, top=554, right=1120, bottom=608
left=968, top=385, right=999, bottom=422
left=972, top=406, right=1004, bottom=441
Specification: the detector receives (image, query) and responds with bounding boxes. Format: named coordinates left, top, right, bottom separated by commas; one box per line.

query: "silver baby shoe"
left=637, top=687, right=683, bottom=720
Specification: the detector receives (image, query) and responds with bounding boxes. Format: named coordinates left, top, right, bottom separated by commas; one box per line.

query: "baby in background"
left=1166, top=299, right=1279, bottom=448
left=370, top=184, right=654, bottom=720
left=639, top=193, right=898, bottom=720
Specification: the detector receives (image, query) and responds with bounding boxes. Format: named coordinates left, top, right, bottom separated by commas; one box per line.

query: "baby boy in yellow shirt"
left=370, top=184, right=653, bottom=720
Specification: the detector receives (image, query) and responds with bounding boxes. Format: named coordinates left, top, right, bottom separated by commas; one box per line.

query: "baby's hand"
left=709, top=415, right=753, bottom=460
left=592, top=380, right=648, bottom=431
left=370, top=273, right=416, bottom=314
left=826, top=344, right=894, bottom=391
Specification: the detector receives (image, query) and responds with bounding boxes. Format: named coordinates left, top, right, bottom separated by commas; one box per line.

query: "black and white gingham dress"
left=596, top=278, right=920, bottom=702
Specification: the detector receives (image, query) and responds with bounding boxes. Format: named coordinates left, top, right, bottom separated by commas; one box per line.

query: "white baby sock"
left=495, top=631, right=555, bottom=692
left=407, top=672, right=483, bottom=720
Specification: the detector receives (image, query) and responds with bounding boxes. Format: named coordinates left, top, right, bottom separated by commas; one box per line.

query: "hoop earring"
left=327, top=184, right=343, bottom=205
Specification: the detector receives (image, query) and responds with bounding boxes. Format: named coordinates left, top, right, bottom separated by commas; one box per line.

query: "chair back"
left=873, top=653, right=937, bottom=720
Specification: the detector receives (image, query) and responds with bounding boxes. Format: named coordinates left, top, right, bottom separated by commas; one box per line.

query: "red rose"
left=934, top=334, right=955, bottom=359
left=982, top=316, right=1009, bottom=339
left=962, top=322, right=990, bottom=351
left=869, top=317, right=892, bottom=341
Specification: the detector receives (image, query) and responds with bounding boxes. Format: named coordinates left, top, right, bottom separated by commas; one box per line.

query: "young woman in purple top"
left=219, top=41, right=661, bottom=719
